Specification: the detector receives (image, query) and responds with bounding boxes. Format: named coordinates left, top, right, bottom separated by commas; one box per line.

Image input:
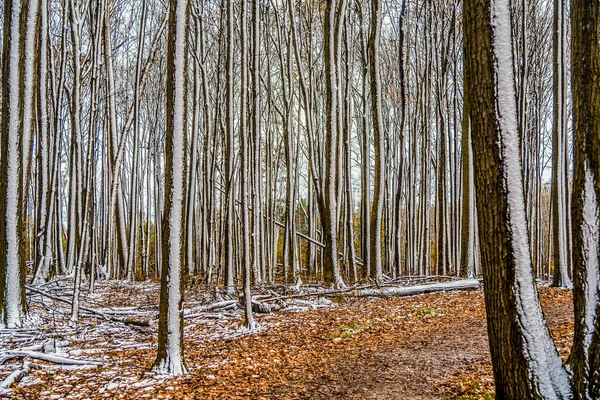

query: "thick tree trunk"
left=0, top=0, right=27, bottom=328
left=571, top=0, right=600, bottom=397
left=464, top=0, right=571, bottom=397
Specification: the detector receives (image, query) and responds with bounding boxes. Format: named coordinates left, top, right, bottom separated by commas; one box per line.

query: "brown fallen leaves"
left=6, top=282, right=573, bottom=400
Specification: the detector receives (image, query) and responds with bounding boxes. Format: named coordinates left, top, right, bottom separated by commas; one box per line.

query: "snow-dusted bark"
left=571, top=162, right=600, bottom=398
left=0, top=0, right=27, bottom=329
left=493, top=0, right=570, bottom=395
left=368, top=0, right=384, bottom=282
left=571, top=0, right=600, bottom=396
left=152, top=0, right=189, bottom=376
left=393, top=0, right=407, bottom=278
left=32, top=0, right=51, bottom=286
left=21, top=0, right=39, bottom=205
left=464, top=0, right=571, bottom=397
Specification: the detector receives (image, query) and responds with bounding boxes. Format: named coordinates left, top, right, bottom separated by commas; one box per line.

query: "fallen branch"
left=25, top=285, right=150, bottom=327
left=185, top=312, right=236, bottom=320
left=352, top=279, right=481, bottom=298
left=184, top=300, right=238, bottom=319
left=261, top=284, right=374, bottom=302
left=0, top=359, right=31, bottom=392
left=260, top=279, right=480, bottom=303
left=0, top=350, right=101, bottom=366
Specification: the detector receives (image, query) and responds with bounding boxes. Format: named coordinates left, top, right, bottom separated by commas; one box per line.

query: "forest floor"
left=0, top=280, right=573, bottom=399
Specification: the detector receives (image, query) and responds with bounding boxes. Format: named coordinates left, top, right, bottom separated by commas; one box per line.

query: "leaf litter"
left=0, top=280, right=573, bottom=399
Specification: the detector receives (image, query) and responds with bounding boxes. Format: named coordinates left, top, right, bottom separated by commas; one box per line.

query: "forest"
left=0, top=0, right=599, bottom=397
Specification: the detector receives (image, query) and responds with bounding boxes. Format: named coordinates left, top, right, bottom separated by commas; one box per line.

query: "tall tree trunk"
left=251, top=0, right=263, bottom=285
left=128, top=0, right=148, bottom=281
left=152, top=0, right=189, bottom=375
left=103, top=0, right=129, bottom=278
left=239, top=0, right=256, bottom=329
left=571, top=0, right=600, bottom=396
left=551, top=0, right=572, bottom=288
left=0, top=0, right=27, bottom=328
left=223, top=0, right=235, bottom=293
left=459, top=56, right=476, bottom=278
left=464, top=0, right=571, bottom=397
left=322, top=0, right=346, bottom=288
left=368, top=0, right=384, bottom=281
left=393, top=0, right=407, bottom=277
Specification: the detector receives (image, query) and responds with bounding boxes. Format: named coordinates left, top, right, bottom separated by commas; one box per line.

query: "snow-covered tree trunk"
left=393, top=0, right=407, bottom=277
left=368, top=0, right=384, bottom=281
left=464, top=0, right=571, bottom=397
left=21, top=0, right=40, bottom=227
left=571, top=163, right=599, bottom=398
left=357, top=1, right=371, bottom=278
left=152, top=0, right=189, bottom=376
left=0, top=0, right=27, bottom=329
left=571, top=0, right=600, bottom=396
left=32, top=0, right=51, bottom=285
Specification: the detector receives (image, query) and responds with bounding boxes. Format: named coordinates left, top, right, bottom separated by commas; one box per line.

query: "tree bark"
left=464, top=0, right=571, bottom=397
left=152, top=0, right=189, bottom=375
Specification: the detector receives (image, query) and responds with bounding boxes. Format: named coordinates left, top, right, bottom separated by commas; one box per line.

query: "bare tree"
left=465, top=0, right=570, bottom=396
left=0, top=0, right=28, bottom=328
left=152, top=0, right=189, bottom=375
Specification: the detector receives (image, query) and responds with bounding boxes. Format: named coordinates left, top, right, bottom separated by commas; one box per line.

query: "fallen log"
left=0, top=350, right=101, bottom=366
left=183, top=300, right=238, bottom=319
left=352, top=279, right=481, bottom=298
left=261, top=284, right=374, bottom=303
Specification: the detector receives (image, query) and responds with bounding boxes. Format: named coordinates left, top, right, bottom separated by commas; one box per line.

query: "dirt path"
left=10, top=285, right=573, bottom=399
left=306, top=287, right=573, bottom=400
left=303, top=293, right=492, bottom=399
left=323, top=318, right=490, bottom=399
